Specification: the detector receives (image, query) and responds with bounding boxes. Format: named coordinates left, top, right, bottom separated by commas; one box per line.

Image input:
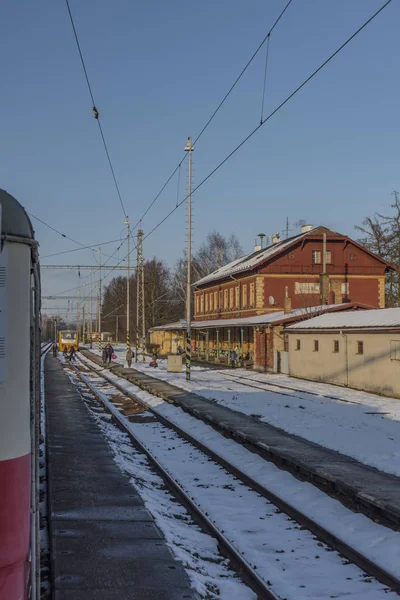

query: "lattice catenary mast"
left=136, top=229, right=145, bottom=362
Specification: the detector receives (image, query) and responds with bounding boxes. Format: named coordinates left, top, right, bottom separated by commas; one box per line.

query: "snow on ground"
left=89, top=344, right=400, bottom=477
left=66, top=369, right=256, bottom=600
left=70, top=364, right=396, bottom=599
left=77, top=352, right=400, bottom=583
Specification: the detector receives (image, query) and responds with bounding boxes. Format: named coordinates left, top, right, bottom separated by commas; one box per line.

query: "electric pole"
left=136, top=229, right=145, bottom=362
left=90, top=269, right=93, bottom=348
left=82, top=282, right=86, bottom=342
left=184, top=136, right=194, bottom=380
left=98, top=247, right=102, bottom=351
left=125, top=216, right=130, bottom=352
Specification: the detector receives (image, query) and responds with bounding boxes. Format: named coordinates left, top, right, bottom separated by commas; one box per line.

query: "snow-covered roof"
left=194, top=230, right=311, bottom=287
left=287, top=308, right=400, bottom=330
left=151, top=303, right=354, bottom=331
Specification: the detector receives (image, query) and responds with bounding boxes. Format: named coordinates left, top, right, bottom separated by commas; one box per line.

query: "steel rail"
left=74, top=352, right=400, bottom=595
left=69, top=360, right=278, bottom=600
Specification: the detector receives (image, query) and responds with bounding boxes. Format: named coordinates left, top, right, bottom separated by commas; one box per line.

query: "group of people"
left=60, top=345, right=76, bottom=362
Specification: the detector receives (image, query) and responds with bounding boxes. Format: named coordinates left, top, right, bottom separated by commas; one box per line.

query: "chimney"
left=320, top=274, right=329, bottom=305
left=301, top=224, right=313, bottom=233
left=283, top=286, right=292, bottom=314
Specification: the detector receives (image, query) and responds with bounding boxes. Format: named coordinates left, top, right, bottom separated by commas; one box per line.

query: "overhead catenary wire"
left=260, top=34, right=271, bottom=124
left=131, top=0, right=295, bottom=231
left=64, top=0, right=128, bottom=220
left=137, top=0, right=393, bottom=248
left=47, top=0, right=392, bottom=310
left=46, top=234, right=128, bottom=298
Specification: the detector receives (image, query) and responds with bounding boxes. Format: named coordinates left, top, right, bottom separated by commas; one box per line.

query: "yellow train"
left=58, top=330, right=79, bottom=352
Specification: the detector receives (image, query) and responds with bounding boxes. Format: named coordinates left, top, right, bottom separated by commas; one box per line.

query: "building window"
left=210, top=293, right=213, bottom=311
left=229, top=288, right=234, bottom=308
left=289, top=253, right=295, bottom=260
left=284, top=335, right=289, bottom=352
left=341, top=282, right=349, bottom=295
left=390, top=341, right=400, bottom=360
left=312, top=250, right=321, bottom=264
left=196, top=296, right=199, bottom=314
left=296, top=339, right=301, bottom=351
left=205, top=294, right=209, bottom=313
left=350, top=253, right=357, bottom=260
left=357, top=341, right=364, bottom=355
left=249, top=283, right=255, bottom=306
left=200, top=295, right=204, bottom=313
left=242, top=285, right=248, bottom=307
left=214, top=291, right=218, bottom=309
left=224, top=289, right=228, bottom=309
left=235, top=287, right=239, bottom=308
left=314, top=340, right=319, bottom=352
left=219, top=290, right=223, bottom=308
left=333, top=340, right=339, bottom=353
left=325, top=250, right=332, bottom=264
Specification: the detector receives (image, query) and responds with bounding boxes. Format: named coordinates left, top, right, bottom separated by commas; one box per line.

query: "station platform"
left=83, top=349, right=400, bottom=529
left=45, top=356, right=197, bottom=600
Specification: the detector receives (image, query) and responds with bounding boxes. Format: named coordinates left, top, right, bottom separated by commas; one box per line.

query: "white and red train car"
left=0, top=189, right=41, bottom=600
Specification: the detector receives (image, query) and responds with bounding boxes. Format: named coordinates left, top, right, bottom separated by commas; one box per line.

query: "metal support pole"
left=98, top=248, right=102, bottom=352
left=141, top=245, right=145, bottom=362
left=206, top=331, right=209, bottom=361
left=216, top=329, right=219, bottom=363
left=240, top=327, right=244, bottom=355
left=184, top=136, right=194, bottom=380
left=90, top=269, right=93, bottom=348
left=228, top=329, right=231, bottom=365
left=125, top=216, right=130, bottom=352
left=136, top=229, right=145, bottom=362
left=116, top=315, right=119, bottom=343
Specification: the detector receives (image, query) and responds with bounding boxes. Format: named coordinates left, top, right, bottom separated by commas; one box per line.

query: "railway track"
left=41, top=342, right=53, bottom=355
left=67, top=353, right=399, bottom=599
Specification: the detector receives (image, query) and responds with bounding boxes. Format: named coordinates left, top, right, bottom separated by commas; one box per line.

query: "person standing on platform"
left=126, top=346, right=133, bottom=368
left=101, top=345, right=107, bottom=365
left=105, top=343, right=114, bottom=365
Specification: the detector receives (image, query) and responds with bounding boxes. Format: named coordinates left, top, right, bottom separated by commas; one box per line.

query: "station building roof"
left=150, top=302, right=369, bottom=331
left=287, top=307, right=400, bottom=331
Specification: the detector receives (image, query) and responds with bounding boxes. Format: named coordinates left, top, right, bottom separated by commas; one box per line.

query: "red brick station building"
left=150, top=225, right=396, bottom=372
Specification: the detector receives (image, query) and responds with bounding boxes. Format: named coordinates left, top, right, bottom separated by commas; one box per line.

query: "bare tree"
left=355, top=191, right=400, bottom=306
left=170, top=231, right=243, bottom=318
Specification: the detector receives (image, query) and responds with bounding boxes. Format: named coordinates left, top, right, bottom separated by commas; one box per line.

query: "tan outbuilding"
left=286, top=308, right=400, bottom=398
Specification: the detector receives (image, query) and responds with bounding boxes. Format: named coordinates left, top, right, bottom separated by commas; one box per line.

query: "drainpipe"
left=341, top=330, right=349, bottom=386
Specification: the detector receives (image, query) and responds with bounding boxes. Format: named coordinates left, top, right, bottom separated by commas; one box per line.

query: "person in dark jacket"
left=101, top=346, right=107, bottom=364
left=105, top=343, right=114, bottom=365
left=68, top=347, right=75, bottom=362
left=126, top=346, right=133, bottom=368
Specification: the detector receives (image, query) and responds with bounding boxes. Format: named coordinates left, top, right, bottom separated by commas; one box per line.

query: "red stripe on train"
left=0, top=454, right=31, bottom=600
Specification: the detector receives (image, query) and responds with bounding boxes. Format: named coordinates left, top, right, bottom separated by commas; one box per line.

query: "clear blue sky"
left=1, top=0, right=399, bottom=314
